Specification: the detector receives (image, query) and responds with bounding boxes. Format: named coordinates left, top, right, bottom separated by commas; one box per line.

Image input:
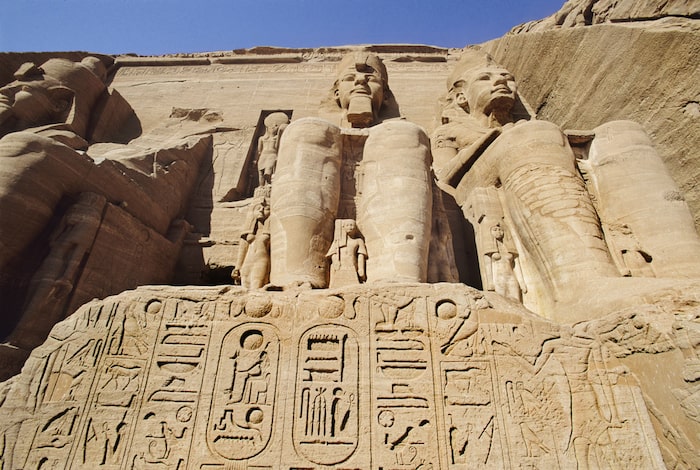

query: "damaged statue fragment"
left=0, top=57, right=216, bottom=375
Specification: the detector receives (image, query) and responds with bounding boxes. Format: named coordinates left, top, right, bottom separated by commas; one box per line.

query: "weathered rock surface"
left=511, top=0, right=700, bottom=32
left=1, top=283, right=697, bottom=469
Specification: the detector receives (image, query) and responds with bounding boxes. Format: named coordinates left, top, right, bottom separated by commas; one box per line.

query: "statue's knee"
left=280, top=117, right=340, bottom=148
left=367, top=120, right=430, bottom=150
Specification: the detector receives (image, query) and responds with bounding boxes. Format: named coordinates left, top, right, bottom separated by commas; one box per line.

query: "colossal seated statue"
left=269, top=52, right=434, bottom=287
left=433, top=49, right=700, bottom=318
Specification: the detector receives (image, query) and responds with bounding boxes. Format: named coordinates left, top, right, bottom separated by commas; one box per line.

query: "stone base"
left=2, top=282, right=696, bottom=468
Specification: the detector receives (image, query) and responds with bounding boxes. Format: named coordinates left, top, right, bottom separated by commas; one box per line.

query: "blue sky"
left=1, top=0, right=564, bottom=55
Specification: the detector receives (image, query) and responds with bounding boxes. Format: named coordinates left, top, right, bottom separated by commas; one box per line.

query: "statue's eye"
left=477, top=73, right=490, bottom=81
left=342, top=74, right=355, bottom=82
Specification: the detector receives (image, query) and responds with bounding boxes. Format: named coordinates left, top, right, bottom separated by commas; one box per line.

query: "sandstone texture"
left=0, top=284, right=694, bottom=469
left=484, top=9, right=700, bottom=230
left=511, top=0, right=700, bottom=31
left=0, top=2, right=699, bottom=468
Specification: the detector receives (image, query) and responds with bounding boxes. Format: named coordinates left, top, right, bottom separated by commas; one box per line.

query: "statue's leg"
left=490, top=121, right=618, bottom=291
left=357, top=121, right=432, bottom=283
left=588, top=120, right=700, bottom=278
left=0, top=132, right=93, bottom=272
left=269, top=118, right=341, bottom=288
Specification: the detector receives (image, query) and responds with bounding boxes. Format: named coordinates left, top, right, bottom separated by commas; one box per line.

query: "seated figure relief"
left=234, top=198, right=272, bottom=289
left=433, top=49, right=700, bottom=316
left=269, top=52, right=434, bottom=288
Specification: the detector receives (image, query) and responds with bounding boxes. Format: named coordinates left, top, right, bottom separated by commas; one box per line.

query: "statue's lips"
left=492, top=86, right=513, bottom=94
left=350, top=87, right=371, bottom=96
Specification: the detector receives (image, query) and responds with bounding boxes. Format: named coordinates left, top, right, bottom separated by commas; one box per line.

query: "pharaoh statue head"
left=442, top=49, right=520, bottom=126
left=0, top=56, right=107, bottom=138
left=330, top=52, right=395, bottom=128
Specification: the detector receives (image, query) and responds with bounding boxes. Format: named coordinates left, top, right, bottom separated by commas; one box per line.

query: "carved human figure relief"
left=483, top=223, right=527, bottom=302
left=605, top=223, right=654, bottom=277
left=9, top=193, right=106, bottom=351
left=255, top=112, right=289, bottom=187
left=234, top=198, right=271, bottom=289
left=326, top=218, right=368, bottom=288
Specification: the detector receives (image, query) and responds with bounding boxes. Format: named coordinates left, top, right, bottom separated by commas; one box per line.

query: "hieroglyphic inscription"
left=129, top=298, right=213, bottom=468
left=293, top=325, right=359, bottom=465
left=14, top=302, right=113, bottom=469
left=0, top=287, right=674, bottom=468
left=371, top=293, right=439, bottom=469
left=427, top=294, right=504, bottom=469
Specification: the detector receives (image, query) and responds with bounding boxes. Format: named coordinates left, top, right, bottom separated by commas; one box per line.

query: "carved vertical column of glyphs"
left=126, top=298, right=215, bottom=469
left=427, top=292, right=507, bottom=469
left=68, top=298, right=164, bottom=469
left=187, top=293, right=286, bottom=470
left=3, top=301, right=116, bottom=469
left=282, top=293, right=368, bottom=469
left=369, top=291, right=440, bottom=468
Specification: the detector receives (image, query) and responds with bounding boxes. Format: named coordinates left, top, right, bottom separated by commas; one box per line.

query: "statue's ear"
left=455, top=91, right=467, bottom=107
left=47, top=86, right=75, bottom=118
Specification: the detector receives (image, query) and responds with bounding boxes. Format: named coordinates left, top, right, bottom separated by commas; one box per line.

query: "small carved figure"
left=227, top=330, right=269, bottom=404
left=326, top=219, right=368, bottom=288
left=84, top=417, right=126, bottom=465
left=234, top=200, right=271, bottom=289
left=606, top=223, right=654, bottom=277
left=255, top=112, right=289, bottom=187
left=483, top=223, right=527, bottom=302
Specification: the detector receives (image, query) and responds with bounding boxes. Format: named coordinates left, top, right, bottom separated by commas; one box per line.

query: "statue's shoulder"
left=432, top=117, right=490, bottom=151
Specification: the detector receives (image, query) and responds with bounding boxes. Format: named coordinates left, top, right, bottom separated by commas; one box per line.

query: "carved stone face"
left=490, top=224, right=505, bottom=241
left=0, top=82, right=71, bottom=132
left=457, top=66, right=516, bottom=116
left=342, top=220, right=357, bottom=235
left=335, top=64, right=385, bottom=113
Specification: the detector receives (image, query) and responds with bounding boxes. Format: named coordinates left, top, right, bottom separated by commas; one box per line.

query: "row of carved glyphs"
left=0, top=287, right=668, bottom=469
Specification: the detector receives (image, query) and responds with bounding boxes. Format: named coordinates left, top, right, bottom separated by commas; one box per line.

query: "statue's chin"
left=485, top=95, right=515, bottom=115
left=347, top=95, right=375, bottom=127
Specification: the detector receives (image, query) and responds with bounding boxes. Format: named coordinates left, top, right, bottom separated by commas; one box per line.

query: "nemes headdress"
left=446, top=48, right=498, bottom=92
